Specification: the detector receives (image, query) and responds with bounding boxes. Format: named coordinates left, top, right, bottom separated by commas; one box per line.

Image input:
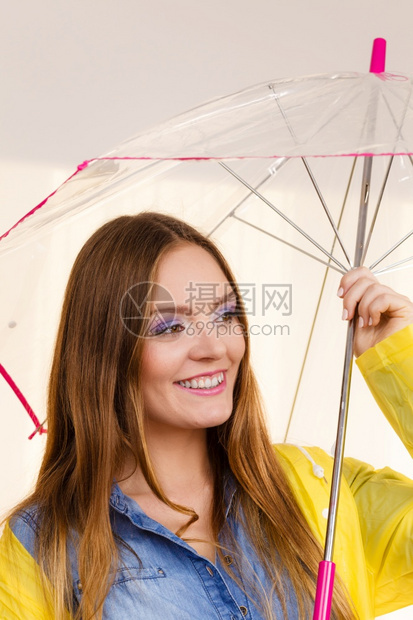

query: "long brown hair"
left=7, top=212, right=355, bottom=619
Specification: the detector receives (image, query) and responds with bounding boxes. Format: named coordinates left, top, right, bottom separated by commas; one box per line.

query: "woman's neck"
left=119, top=427, right=212, bottom=500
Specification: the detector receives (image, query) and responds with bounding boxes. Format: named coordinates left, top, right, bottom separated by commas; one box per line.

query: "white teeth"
left=178, top=372, right=225, bottom=390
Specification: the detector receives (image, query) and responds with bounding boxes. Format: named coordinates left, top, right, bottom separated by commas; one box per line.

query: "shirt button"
left=224, top=555, right=233, bottom=565
left=77, top=581, right=82, bottom=591
left=240, top=606, right=248, bottom=616
left=206, top=565, right=214, bottom=577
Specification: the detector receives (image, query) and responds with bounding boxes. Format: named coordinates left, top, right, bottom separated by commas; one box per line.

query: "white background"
left=1, top=2, right=412, bottom=617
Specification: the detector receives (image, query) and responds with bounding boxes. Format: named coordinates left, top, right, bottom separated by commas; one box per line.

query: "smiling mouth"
left=177, top=371, right=225, bottom=390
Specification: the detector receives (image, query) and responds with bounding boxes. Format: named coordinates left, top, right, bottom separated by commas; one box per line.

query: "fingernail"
left=368, top=316, right=373, bottom=326
left=358, top=316, right=364, bottom=328
left=337, top=287, right=344, bottom=298
left=342, top=308, right=348, bottom=320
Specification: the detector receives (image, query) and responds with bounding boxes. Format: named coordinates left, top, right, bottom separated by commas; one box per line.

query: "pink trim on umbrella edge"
left=0, top=363, right=47, bottom=440
left=1, top=151, right=413, bottom=245
left=0, top=161, right=91, bottom=243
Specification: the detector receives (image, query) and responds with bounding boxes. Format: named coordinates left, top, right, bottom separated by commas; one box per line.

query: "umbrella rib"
left=364, top=85, right=413, bottom=263
left=282, top=157, right=357, bottom=443
left=380, top=80, right=413, bottom=142
left=361, top=156, right=394, bottom=265
left=218, top=161, right=348, bottom=272
left=231, top=213, right=345, bottom=274
left=207, top=169, right=276, bottom=237
left=372, top=254, right=413, bottom=275
left=208, top=214, right=234, bottom=239
left=300, top=158, right=353, bottom=268
left=378, top=92, right=413, bottom=183
left=269, top=83, right=362, bottom=153
left=270, top=87, right=354, bottom=268
left=369, top=228, right=413, bottom=270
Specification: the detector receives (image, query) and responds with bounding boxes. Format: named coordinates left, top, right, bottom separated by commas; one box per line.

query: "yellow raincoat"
left=1, top=325, right=413, bottom=619
left=277, top=324, right=413, bottom=618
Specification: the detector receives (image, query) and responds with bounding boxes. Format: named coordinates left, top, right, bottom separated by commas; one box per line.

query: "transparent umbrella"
left=1, top=38, right=412, bottom=618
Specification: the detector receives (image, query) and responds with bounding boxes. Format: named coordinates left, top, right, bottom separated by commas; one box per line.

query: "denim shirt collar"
left=110, top=471, right=237, bottom=527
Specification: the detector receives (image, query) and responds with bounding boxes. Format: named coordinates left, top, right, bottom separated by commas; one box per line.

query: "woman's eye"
left=168, top=324, right=184, bottom=333
left=149, top=321, right=184, bottom=336
left=215, top=308, right=237, bottom=323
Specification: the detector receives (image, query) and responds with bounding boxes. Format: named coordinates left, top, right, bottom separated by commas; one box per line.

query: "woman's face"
left=140, top=244, right=246, bottom=434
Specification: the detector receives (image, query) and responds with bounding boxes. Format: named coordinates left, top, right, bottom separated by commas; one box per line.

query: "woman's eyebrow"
left=149, top=290, right=237, bottom=316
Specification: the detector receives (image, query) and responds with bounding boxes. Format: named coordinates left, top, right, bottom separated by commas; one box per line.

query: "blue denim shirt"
left=11, top=481, right=298, bottom=619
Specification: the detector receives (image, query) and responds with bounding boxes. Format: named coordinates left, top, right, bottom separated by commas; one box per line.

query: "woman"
left=1, top=211, right=413, bottom=619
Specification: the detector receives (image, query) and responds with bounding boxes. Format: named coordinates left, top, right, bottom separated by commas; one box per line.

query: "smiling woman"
left=1, top=212, right=413, bottom=620
left=140, top=244, right=245, bottom=433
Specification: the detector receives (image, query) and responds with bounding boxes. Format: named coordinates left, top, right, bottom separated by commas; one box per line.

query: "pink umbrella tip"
left=370, top=38, right=386, bottom=73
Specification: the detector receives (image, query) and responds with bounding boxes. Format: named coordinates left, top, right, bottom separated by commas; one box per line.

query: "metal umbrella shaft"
left=312, top=38, right=384, bottom=618
left=313, top=154, right=372, bottom=619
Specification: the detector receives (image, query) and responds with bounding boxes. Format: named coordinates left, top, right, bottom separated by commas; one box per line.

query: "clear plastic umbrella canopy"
left=1, top=53, right=413, bottom=476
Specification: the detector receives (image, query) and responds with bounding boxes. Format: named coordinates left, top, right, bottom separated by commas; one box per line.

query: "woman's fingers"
left=338, top=267, right=412, bottom=325
left=358, top=289, right=412, bottom=327
left=338, top=267, right=379, bottom=321
left=337, top=267, right=413, bottom=356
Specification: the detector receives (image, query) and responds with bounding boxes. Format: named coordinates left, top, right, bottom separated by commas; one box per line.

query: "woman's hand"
left=338, top=267, right=413, bottom=357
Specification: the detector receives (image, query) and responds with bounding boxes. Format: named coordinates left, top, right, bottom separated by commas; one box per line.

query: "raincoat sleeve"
left=343, top=323, right=413, bottom=616
left=0, top=519, right=71, bottom=619
left=355, top=323, right=413, bottom=457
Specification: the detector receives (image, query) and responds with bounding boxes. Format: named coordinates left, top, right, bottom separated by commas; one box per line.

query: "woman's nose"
left=187, top=320, right=228, bottom=360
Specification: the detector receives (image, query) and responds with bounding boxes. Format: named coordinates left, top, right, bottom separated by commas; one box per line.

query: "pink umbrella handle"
left=370, top=38, right=386, bottom=73
left=313, top=561, right=336, bottom=620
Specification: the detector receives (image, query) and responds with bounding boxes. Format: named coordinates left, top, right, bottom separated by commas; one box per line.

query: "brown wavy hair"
left=7, top=212, right=355, bottom=619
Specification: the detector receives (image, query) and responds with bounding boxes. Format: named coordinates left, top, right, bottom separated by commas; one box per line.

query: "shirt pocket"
left=74, top=565, right=166, bottom=597
left=112, top=566, right=166, bottom=586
